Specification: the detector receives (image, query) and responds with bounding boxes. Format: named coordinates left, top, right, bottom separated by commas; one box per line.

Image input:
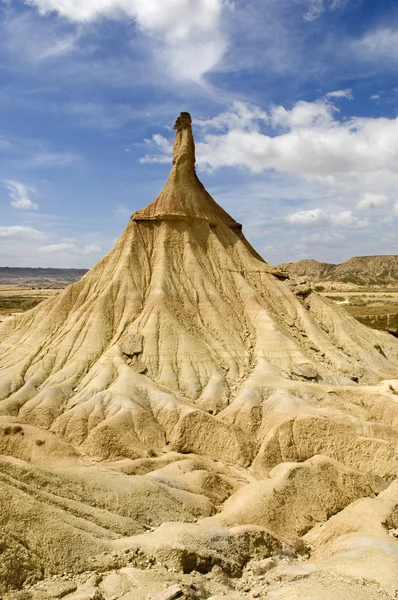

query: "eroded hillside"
left=0, top=113, right=397, bottom=600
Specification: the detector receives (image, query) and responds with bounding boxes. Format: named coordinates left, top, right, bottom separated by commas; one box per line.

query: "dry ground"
left=320, top=289, right=398, bottom=335
left=0, top=286, right=60, bottom=322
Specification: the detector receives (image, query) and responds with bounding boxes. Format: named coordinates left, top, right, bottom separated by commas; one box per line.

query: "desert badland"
left=0, top=113, right=397, bottom=600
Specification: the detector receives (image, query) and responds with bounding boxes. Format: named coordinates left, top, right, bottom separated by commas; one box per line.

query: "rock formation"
left=0, top=113, right=397, bottom=599
left=279, top=255, right=398, bottom=286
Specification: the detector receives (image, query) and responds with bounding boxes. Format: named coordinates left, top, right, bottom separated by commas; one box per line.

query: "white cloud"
left=35, top=31, right=78, bottom=60
left=356, top=28, right=398, bottom=62
left=285, top=208, right=368, bottom=228
left=38, top=242, right=76, bottom=253
left=370, top=94, right=380, bottom=100
left=24, top=0, right=228, bottom=80
left=2, top=179, right=38, bottom=210
left=285, top=208, right=330, bottom=227
left=140, top=134, right=173, bottom=164
left=357, top=193, right=390, bottom=210
left=38, top=241, right=102, bottom=255
left=83, top=244, right=101, bottom=255
left=180, top=100, right=398, bottom=178
left=270, top=100, right=334, bottom=129
left=325, top=88, right=353, bottom=100
left=1, top=11, right=80, bottom=63
left=331, top=211, right=368, bottom=228
left=306, top=232, right=345, bottom=245
left=198, top=102, right=268, bottom=131
left=304, top=0, right=323, bottom=21
left=304, top=0, right=345, bottom=21
left=0, top=226, right=44, bottom=240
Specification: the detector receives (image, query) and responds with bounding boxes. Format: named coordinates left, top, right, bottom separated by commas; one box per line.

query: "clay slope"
left=278, top=259, right=336, bottom=281
left=279, top=255, right=398, bottom=286
left=0, top=112, right=398, bottom=598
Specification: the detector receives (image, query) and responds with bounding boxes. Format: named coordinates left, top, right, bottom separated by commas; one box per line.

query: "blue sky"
left=0, top=0, right=398, bottom=267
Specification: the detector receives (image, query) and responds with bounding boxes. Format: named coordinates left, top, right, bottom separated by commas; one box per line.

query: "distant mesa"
left=278, top=255, right=398, bottom=286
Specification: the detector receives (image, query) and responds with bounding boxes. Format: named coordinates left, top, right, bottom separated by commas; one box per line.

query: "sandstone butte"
left=0, top=113, right=397, bottom=600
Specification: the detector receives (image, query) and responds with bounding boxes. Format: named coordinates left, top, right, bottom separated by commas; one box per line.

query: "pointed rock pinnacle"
left=172, top=112, right=195, bottom=169
left=131, top=112, right=242, bottom=231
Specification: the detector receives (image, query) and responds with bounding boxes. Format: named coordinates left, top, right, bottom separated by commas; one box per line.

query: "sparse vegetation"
left=325, top=295, right=346, bottom=302
left=0, top=295, right=46, bottom=315
left=3, top=426, right=24, bottom=435
left=0, top=288, right=61, bottom=317
left=291, top=538, right=312, bottom=557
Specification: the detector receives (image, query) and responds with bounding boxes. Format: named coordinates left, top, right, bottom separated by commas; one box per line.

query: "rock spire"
left=131, top=111, right=242, bottom=231
left=172, top=111, right=196, bottom=169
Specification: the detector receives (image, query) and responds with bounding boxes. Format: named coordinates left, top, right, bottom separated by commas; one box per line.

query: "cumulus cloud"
left=269, top=100, right=334, bottom=129
left=357, top=193, right=390, bottom=210
left=285, top=208, right=368, bottom=228
left=160, top=99, right=398, bottom=178
left=24, top=0, right=228, bottom=80
left=325, top=88, right=353, bottom=100
left=356, top=28, right=398, bottom=62
left=0, top=226, right=44, bottom=240
left=198, top=102, right=268, bottom=131
left=2, top=179, right=38, bottom=210
left=285, top=208, right=330, bottom=227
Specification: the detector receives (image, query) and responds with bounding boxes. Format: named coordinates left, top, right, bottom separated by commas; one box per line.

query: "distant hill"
left=278, top=255, right=398, bottom=286
left=0, top=267, right=88, bottom=288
